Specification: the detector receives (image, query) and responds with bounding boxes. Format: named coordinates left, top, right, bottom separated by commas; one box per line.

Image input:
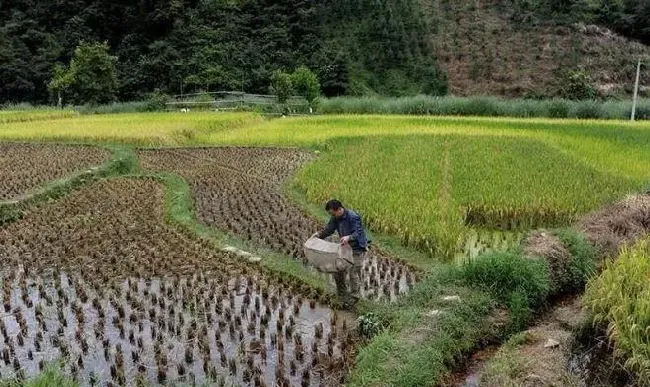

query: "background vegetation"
left=3, top=0, right=650, bottom=106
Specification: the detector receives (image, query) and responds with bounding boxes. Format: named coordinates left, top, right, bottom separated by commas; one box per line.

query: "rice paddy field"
left=1, top=110, right=650, bottom=386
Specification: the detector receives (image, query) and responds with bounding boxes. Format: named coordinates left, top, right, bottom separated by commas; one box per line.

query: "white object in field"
left=303, top=237, right=354, bottom=273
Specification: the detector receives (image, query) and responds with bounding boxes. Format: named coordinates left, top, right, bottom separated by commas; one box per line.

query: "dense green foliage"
left=0, top=0, right=444, bottom=104
left=48, top=42, right=118, bottom=105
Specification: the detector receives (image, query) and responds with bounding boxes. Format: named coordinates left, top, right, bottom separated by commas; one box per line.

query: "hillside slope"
left=1, top=0, right=649, bottom=103
left=428, top=0, right=650, bottom=97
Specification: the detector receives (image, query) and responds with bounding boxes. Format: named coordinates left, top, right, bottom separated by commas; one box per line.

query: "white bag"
left=303, top=237, right=354, bottom=273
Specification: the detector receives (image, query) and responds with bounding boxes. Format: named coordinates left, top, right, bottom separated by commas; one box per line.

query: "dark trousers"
left=334, top=251, right=365, bottom=301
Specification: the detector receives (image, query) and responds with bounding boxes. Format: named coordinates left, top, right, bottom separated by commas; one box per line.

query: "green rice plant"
left=3, top=112, right=650, bottom=260
left=585, top=238, right=650, bottom=385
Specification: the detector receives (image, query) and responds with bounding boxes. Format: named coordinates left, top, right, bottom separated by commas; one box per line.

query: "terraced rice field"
left=138, top=148, right=417, bottom=300
left=0, top=143, right=110, bottom=202
left=0, top=178, right=354, bottom=386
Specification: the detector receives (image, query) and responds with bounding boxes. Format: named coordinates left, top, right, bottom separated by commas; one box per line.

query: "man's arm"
left=316, top=217, right=337, bottom=239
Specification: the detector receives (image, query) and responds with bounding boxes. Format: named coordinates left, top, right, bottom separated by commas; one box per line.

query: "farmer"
left=313, top=199, right=368, bottom=307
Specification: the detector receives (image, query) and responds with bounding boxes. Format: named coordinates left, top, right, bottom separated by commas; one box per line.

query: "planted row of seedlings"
left=0, top=143, right=110, bottom=202
left=0, top=178, right=354, bottom=386
left=138, top=148, right=419, bottom=300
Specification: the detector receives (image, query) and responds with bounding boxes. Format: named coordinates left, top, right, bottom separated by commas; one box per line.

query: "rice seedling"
left=0, top=143, right=110, bottom=202
left=138, top=147, right=416, bottom=299
left=0, top=178, right=355, bottom=386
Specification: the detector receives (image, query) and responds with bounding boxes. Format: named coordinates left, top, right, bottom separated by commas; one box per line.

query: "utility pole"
left=631, top=59, right=641, bottom=121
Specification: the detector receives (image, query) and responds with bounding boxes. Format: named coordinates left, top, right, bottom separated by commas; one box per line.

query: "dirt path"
left=452, top=296, right=585, bottom=387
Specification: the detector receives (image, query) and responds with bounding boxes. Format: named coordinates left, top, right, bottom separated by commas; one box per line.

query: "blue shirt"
left=317, top=209, right=368, bottom=251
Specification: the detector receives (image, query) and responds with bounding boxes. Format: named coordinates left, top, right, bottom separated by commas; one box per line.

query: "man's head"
left=325, top=199, right=345, bottom=218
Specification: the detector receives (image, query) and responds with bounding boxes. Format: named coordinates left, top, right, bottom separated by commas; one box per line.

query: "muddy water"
left=0, top=267, right=354, bottom=386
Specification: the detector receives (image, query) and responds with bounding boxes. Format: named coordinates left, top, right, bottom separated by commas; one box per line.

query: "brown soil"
left=137, top=147, right=418, bottom=300
left=523, top=230, right=572, bottom=292
left=0, top=143, right=110, bottom=202
left=474, top=297, right=584, bottom=387
left=579, top=193, right=650, bottom=259
left=0, top=178, right=355, bottom=386
left=429, top=0, right=650, bottom=97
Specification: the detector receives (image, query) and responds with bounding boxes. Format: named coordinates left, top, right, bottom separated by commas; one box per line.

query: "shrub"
left=270, top=70, right=294, bottom=104
left=560, top=69, right=598, bottom=100
left=144, top=89, right=169, bottom=112
left=291, top=66, right=321, bottom=106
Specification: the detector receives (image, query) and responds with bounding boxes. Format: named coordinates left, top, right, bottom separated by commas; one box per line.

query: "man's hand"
left=340, top=235, right=351, bottom=245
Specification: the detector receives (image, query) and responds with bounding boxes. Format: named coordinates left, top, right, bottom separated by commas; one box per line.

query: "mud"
left=137, top=147, right=419, bottom=300
left=0, top=178, right=356, bottom=386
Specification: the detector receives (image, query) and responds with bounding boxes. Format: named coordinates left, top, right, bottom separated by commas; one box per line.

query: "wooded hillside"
left=1, top=0, right=649, bottom=104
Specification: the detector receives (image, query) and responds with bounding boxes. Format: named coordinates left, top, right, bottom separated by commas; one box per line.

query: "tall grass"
left=584, top=238, right=650, bottom=385
left=75, top=101, right=149, bottom=114
left=317, top=95, right=650, bottom=120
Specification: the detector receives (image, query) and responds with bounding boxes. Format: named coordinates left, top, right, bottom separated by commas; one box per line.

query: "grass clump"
left=459, top=251, right=551, bottom=331
left=552, top=228, right=597, bottom=293
left=0, top=365, right=76, bottom=387
left=584, top=238, right=650, bottom=385
left=348, top=267, right=498, bottom=387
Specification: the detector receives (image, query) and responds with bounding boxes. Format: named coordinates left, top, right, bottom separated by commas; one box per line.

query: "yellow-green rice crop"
left=0, top=112, right=261, bottom=146
left=2, top=112, right=649, bottom=259
left=584, top=238, right=650, bottom=385
left=0, top=109, right=78, bottom=124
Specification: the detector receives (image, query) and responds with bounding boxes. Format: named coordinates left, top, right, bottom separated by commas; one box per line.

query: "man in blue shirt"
left=314, top=199, right=368, bottom=308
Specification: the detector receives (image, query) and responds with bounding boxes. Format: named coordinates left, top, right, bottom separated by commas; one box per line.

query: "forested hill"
left=2, top=0, right=650, bottom=104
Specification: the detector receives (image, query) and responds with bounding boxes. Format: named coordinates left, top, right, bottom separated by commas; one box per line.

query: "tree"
left=68, top=42, right=119, bottom=105
left=49, top=42, right=119, bottom=105
left=270, top=70, right=293, bottom=103
left=291, top=66, right=320, bottom=105
left=47, top=64, right=74, bottom=107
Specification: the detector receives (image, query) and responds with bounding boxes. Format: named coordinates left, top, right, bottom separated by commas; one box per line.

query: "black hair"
left=325, top=199, right=343, bottom=211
